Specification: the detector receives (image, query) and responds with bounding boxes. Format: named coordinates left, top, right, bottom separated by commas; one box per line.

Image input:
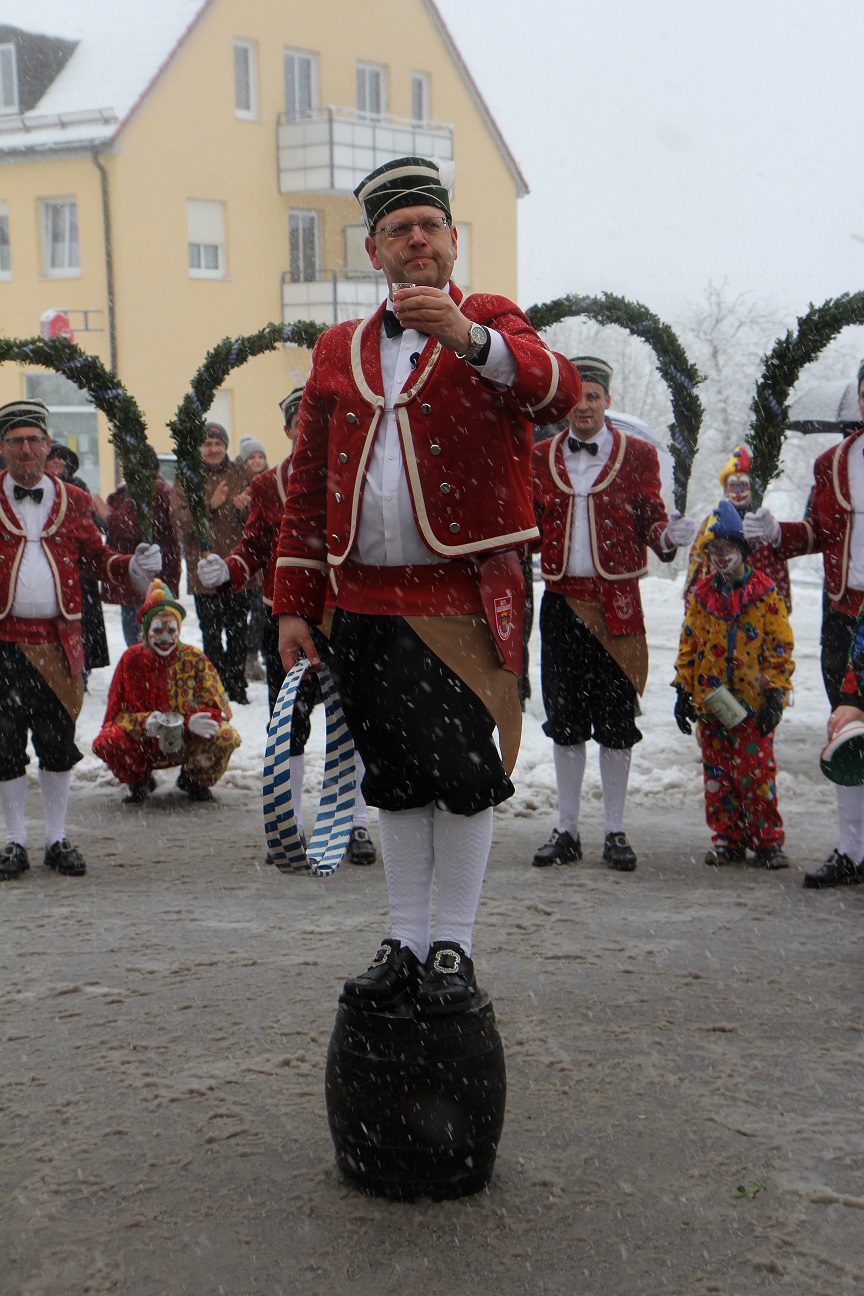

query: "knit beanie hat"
left=204, top=422, right=229, bottom=447
left=136, top=579, right=186, bottom=633
left=718, top=445, right=751, bottom=486
left=237, top=436, right=267, bottom=464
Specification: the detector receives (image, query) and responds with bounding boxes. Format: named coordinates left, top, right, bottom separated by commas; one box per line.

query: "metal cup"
left=703, top=685, right=748, bottom=729
left=156, top=711, right=184, bottom=755
left=391, top=282, right=415, bottom=294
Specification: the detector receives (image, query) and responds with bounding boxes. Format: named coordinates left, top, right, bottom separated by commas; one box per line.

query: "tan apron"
left=19, top=642, right=85, bottom=722
left=405, top=613, right=522, bottom=775
left=564, top=597, right=649, bottom=697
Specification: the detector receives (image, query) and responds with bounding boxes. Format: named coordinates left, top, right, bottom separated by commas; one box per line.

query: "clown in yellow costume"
left=673, top=501, right=794, bottom=868
left=93, top=581, right=240, bottom=803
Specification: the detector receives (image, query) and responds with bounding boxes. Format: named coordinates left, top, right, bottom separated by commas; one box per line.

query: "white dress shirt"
left=3, top=473, right=60, bottom=618
left=847, top=441, right=864, bottom=591
left=352, top=292, right=518, bottom=567
left=564, top=425, right=613, bottom=578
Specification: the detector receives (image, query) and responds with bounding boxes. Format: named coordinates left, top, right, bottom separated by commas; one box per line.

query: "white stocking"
left=0, top=774, right=28, bottom=847
left=431, top=806, right=494, bottom=958
left=38, top=768, right=71, bottom=847
left=351, top=754, right=370, bottom=830
left=553, top=742, right=586, bottom=836
left=836, top=783, right=864, bottom=862
left=378, top=803, right=435, bottom=960
left=599, top=746, right=631, bottom=835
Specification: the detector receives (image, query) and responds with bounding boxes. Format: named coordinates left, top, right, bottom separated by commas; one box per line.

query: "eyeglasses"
left=374, top=217, right=450, bottom=241
left=3, top=435, right=47, bottom=449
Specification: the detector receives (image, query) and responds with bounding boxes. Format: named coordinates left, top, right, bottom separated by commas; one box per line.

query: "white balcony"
left=282, top=269, right=386, bottom=327
left=277, top=107, right=454, bottom=195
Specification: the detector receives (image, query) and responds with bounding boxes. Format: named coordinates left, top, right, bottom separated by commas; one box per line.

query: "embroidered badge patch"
left=494, top=593, right=513, bottom=641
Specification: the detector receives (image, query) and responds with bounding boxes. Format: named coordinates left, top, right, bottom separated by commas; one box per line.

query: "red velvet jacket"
left=777, top=427, right=864, bottom=617
left=0, top=471, right=137, bottom=642
left=271, top=286, right=581, bottom=621
left=532, top=424, right=672, bottom=635
left=102, top=477, right=181, bottom=602
left=223, top=458, right=290, bottom=607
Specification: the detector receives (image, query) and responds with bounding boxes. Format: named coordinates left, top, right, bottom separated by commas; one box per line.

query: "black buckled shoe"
left=803, top=849, right=864, bottom=889
left=340, top=938, right=423, bottom=1011
left=0, top=842, right=29, bottom=879
left=344, top=826, right=377, bottom=866
left=122, top=776, right=156, bottom=805
left=705, top=843, right=747, bottom=866
left=44, top=839, right=86, bottom=877
left=415, top=941, right=478, bottom=1015
left=754, top=845, right=790, bottom=870
left=603, top=832, right=637, bottom=871
left=532, top=828, right=582, bottom=868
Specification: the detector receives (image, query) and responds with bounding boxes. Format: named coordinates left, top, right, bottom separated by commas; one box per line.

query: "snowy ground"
left=6, top=566, right=864, bottom=1296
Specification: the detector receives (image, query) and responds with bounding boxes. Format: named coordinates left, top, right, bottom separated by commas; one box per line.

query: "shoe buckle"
left=431, top=947, right=461, bottom=974
left=370, top=942, right=393, bottom=968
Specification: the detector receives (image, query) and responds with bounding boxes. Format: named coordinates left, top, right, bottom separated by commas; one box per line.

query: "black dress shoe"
left=122, top=780, right=151, bottom=804
left=0, top=842, right=29, bottom=879
left=754, top=845, right=790, bottom=870
left=415, top=941, right=478, bottom=1015
left=44, top=839, right=86, bottom=877
left=177, top=768, right=214, bottom=801
left=603, top=832, right=637, bottom=871
left=340, top=938, right=423, bottom=1011
left=344, top=826, right=377, bottom=866
left=705, top=843, right=747, bottom=866
left=532, top=828, right=582, bottom=867
left=803, top=849, right=864, bottom=889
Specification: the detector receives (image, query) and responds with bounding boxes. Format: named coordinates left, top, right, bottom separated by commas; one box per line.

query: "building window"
left=357, top=62, right=386, bottom=118
left=0, top=44, right=18, bottom=115
left=0, top=202, right=10, bottom=277
left=289, top=211, right=319, bottom=283
left=284, top=50, right=316, bottom=120
left=233, top=40, right=257, bottom=119
left=40, top=199, right=79, bottom=276
left=25, top=373, right=99, bottom=491
left=187, top=199, right=227, bottom=278
left=411, top=72, right=429, bottom=123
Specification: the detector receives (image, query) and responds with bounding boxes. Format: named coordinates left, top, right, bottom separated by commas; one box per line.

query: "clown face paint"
left=723, top=472, right=752, bottom=509
left=147, top=614, right=180, bottom=657
left=706, top=538, right=745, bottom=583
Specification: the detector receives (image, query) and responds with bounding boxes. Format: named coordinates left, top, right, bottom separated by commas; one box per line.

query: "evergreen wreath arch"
left=746, top=292, right=864, bottom=506
left=526, top=292, right=704, bottom=511
left=0, top=335, right=155, bottom=538
left=169, top=320, right=325, bottom=547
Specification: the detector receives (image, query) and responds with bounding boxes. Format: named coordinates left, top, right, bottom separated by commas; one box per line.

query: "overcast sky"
left=436, top=0, right=864, bottom=321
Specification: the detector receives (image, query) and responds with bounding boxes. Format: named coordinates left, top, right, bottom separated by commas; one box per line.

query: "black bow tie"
left=382, top=308, right=404, bottom=339
left=568, top=437, right=598, bottom=455
left=13, top=484, right=44, bottom=503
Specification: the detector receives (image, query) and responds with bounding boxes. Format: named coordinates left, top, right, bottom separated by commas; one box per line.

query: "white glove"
left=188, top=711, right=219, bottom=739
left=663, top=511, right=697, bottom=549
left=742, top=507, right=781, bottom=545
left=145, top=712, right=162, bottom=738
left=197, top=553, right=231, bottom=588
left=129, top=542, right=163, bottom=586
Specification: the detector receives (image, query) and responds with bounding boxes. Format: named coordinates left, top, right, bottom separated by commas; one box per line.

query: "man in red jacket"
left=273, top=155, right=581, bottom=1014
left=532, top=356, right=696, bottom=872
left=743, top=360, right=864, bottom=888
left=0, top=399, right=161, bottom=880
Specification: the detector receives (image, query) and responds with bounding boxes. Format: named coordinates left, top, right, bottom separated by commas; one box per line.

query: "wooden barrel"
left=325, top=992, right=507, bottom=1200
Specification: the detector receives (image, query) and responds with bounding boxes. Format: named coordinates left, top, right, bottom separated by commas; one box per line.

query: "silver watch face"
left=469, top=323, right=486, bottom=353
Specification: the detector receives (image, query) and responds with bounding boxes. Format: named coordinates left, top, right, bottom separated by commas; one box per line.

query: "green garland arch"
left=526, top=292, right=704, bottom=512
left=169, top=319, right=325, bottom=547
left=0, top=334, right=155, bottom=538
left=746, top=291, right=864, bottom=506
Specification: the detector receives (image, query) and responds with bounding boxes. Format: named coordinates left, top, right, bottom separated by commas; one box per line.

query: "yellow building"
left=0, top=0, right=527, bottom=493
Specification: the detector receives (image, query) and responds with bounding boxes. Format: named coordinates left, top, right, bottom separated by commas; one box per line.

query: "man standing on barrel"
left=273, top=156, right=580, bottom=1013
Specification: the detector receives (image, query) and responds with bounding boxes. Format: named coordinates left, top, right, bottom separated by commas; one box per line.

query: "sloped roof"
left=0, top=0, right=211, bottom=155
left=0, top=0, right=528, bottom=197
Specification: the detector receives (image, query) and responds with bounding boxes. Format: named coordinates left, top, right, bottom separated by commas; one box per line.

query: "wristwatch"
left=455, top=322, right=489, bottom=363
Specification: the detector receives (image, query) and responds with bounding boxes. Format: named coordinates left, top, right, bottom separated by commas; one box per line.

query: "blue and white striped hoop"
left=262, top=659, right=355, bottom=877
